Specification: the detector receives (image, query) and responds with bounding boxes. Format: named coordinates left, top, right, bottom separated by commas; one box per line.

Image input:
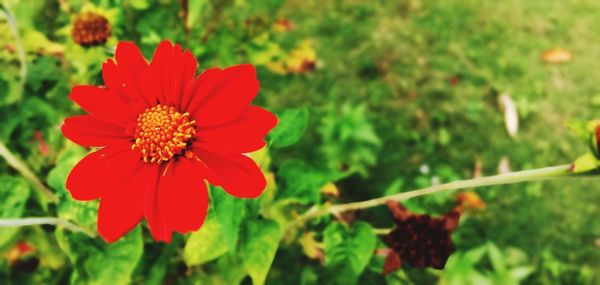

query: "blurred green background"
left=0, top=0, right=599, bottom=284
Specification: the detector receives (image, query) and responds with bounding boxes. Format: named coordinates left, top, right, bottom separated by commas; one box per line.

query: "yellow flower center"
left=132, top=104, right=196, bottom=164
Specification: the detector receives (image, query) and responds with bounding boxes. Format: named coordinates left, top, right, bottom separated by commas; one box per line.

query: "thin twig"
left=329, top=164, right=572, bottom=214
left=0, top=217, right=94, bottom=237
left=289, top=164, right=573, bottom=231
left=0, top=140, right=58, bottom=203
left=1, top=3, right=27, bottom=81
left=373, top=228, right=393, bottom=235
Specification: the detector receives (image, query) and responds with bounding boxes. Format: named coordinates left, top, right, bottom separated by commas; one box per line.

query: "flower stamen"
left=132, top=104, right=196, bottom=164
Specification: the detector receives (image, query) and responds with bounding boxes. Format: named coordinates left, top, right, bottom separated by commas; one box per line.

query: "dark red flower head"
left=62, top=40, right=278, bottom=242
left=383, top=201, right=460, bottom=274
left=71, top=12, right=111, bottom=47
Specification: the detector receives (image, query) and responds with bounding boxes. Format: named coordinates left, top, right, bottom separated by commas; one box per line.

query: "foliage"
left=0, top=0, right=599, bottom=284
left=323, top=222, right=376, bottom=285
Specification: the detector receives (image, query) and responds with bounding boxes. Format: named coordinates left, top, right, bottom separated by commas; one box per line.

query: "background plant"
left=0, top=0, right=599, bottom=284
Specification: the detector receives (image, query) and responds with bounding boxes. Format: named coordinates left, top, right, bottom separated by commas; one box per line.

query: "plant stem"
left=329, top=164, right=572, bottom=215
left=0, top=217, right=94, bottom=237
left=292, top=164, right=573, bottom=228
left=0, top=140, right=57, bottom=203
left=1, top=3, right=27, bottom=81
left=373, top=228, right=393, bottom=235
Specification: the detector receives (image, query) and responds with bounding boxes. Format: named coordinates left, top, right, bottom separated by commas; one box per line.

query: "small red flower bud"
left=71, top=12, right=111, bottom=47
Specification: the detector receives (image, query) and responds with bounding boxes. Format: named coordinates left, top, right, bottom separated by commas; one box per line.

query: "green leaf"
left=240, top=219, right=281, bottom=285
left=144, top=248, right=170, bottom=285
left=187, top=0, right=209, bottom=28
left=210, top=186, right=246, bottom=252
left=323, top=222, right=376, bottom=285
left=130, top=0, right=150, bottom=10
left=0, top=176, right=30, bottom=247
left=571, top=152, right=600, bottom=174
left=486, top=242, right=506, bottom=273
left=318, top=103, right=381, bottom=176
left=510, top=266, right=534, bottom=281
left=183, top=213, right=229, bottom=266
left=28, top=227, right=66, bottom=269
left=0, top=71, right=23, bottom=106
left=566, top=119, right=594, bottom=140
left=217, top=255, right=252, bottom=284
left=278, top=160, right=346, bottom=204
left=55, top=226, right=143, bottom=285
left=268, top=107, right=309, bottom=147
left=26, top=56, right=62, bottom=92
left=192, top=255, right=248, bottom=285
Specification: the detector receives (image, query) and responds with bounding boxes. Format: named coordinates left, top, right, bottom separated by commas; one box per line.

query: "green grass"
left=271, top=0, right=600, bottom=283
left=1, top=0, right=599, bottom=284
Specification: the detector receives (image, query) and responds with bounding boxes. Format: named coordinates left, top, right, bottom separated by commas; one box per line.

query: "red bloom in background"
left=62, top=40, right=277, bottom=243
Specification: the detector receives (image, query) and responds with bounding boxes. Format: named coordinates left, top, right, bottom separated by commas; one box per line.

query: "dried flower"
left=383, top=201, right=460, bottom=273
left=71, top=12, right=111, bottom=47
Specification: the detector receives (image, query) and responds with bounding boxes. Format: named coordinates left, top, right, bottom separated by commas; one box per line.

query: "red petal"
left=187, top=64, right=260, bottom=127
left=68, top=85, right=135, bottom=126
left=138, top=41, right=170, bottom=106
left=97, top=163, right=158, bottom=242
left=62, top=115, right=131, bottom=147
left=139, top=40, right=198, bottom=109
left=166, top=49, right=198, bottom=108
left=195, top=106, right=278, bottom=153
left=115, top=41, right=148, bottom=79
left=148, top=40, right=174, bottom=104
left=101, top=42, right=150, bottom=107
left=144, top=164, right=172, bottom=242
left=181, top=67, right=222, bottom=111
left=102, top=60, right=136, bottom=104
left=158, top=158, right=209, bottom=234
left=383, top=251, right=402, bottom=275
left=194, top=149, right=266, bottom=198
left=66, top=144, right=140, bottom=201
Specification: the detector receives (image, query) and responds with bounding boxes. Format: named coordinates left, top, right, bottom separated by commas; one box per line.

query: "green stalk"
left=0, top=217, right=94, bottom=237
left=329, top=164, right=572, bottom=214
left=0, top=140, right=57, bottom=203
left=1, top=3, right=27, bottom=81
left=293, top=164, right=573, bottom=227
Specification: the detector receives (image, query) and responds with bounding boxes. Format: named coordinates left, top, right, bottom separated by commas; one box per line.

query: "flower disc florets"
left=132, top=104, right=196, bottom=163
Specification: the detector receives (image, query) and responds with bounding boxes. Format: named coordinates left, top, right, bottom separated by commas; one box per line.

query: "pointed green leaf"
left=278, top=160, right=346, bottom=204
left=571, top=152, right=600, bottom=174
left=268, top=107, right=309, bottom=147
left=183, top=213, right=229, bottom=266
left=210, top=186, right=246, bottom=251
left=324, top=222, right=376, bottom=285
left=56, top=226, right=143, bottom=285
left=240, top=219, right=281, bottom=285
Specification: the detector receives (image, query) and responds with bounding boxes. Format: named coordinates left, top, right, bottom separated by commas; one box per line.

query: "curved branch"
left=0, top=140, right=57, bottom=203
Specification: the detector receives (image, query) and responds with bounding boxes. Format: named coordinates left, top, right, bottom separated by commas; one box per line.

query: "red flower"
left=62, top=40, right=278, bottom=243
